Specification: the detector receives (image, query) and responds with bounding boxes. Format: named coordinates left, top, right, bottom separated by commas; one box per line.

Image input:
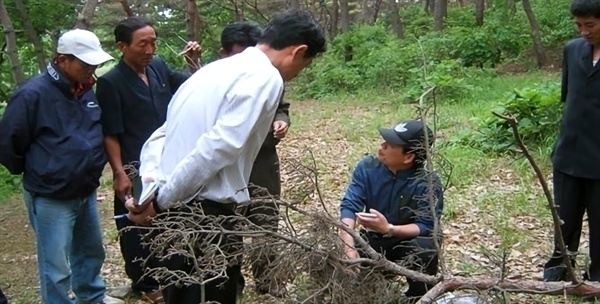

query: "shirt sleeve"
left=414, top=177, right=444, bottom=236
left=340, top=161, right=368, bottom=221
left=0, top=89, right=37, bottom=174
left=273, top=90, right=290, bottom=125
left=139, top=122, right=166, bottom=182
left=156, top=73, right=283, bottom=210
left=95, top=76, right=124, bottom=135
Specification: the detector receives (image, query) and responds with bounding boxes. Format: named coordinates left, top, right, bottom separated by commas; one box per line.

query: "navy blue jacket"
left=0, top=63, right=107, bottom=199
left=340, top=156, right=444, bottom=237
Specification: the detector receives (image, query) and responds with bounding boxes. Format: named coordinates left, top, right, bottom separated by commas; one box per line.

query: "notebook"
left=132, top=176, right=159, bottom=206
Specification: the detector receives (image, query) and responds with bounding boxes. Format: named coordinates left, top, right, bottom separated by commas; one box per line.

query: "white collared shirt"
left=139, top=47, right=283, bottom=210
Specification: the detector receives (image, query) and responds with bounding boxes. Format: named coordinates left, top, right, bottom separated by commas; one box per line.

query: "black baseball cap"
left=378, top=119, right=433, bottom=149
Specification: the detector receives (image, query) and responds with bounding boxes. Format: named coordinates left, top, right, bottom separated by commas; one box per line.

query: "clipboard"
left=132, top=176, right=159, bottom=206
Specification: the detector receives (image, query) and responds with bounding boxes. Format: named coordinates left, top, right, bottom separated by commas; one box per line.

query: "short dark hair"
left=259, top=9, right=327, bottom=58
left=114, top=17, right=156, bottom=45
left=221, top=22, right=263, bottom=53
left=571, top=0, right=600, bottom=18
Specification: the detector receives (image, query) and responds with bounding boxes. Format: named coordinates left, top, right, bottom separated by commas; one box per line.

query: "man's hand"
left=356, top=209, right=390, bottom=234
left=113, top=171, right=132, bottom=201
left=181, top=41, right=202, bottom=70
left=344, top=246, right=359, bottom=260
left=125, top=196, right=157, bottom=226
left=273, top=121, right=289, bottom=139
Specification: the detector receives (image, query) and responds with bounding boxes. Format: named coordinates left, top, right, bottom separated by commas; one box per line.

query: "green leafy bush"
left=463, top=83, right=561, bottom=153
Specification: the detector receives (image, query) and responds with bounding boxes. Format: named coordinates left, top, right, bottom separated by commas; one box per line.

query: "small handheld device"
left=356, top=212, right=377, bottom=218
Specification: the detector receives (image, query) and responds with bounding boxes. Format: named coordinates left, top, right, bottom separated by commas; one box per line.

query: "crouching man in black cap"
left=338, top=119, right=444, bottom=302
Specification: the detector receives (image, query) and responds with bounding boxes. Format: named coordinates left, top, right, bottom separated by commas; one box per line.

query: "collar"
left=45, top=62, right=95, bottom=98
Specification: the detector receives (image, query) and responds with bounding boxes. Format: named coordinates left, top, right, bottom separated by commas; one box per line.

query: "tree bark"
left=425, top=0, right=435, bottom=14
left=0, top=0, right=26, bottom=85
left=388, top=0, right=404, bottom=39
left=508, top=0, right=516, bottom=17
left=475, top=0, right=484, bottom=26
left=418, top=278, right=600, bottom=303
left=120, top=0, right=134, bottom=17
left=371, top=0, right=383, bottom=24
left=522, top=0, right=547, bottom=68
left=185, top=0, right=201, bottom=42
left=330, top=0, right=339, bottom=38
left=14, top=0, right=46, bottom=71
left=358, top=0, right=371, bottom=24
left=339, top=0, right=350, bottom=32
left=434, top=0, right=445, bottom=31
left=74, top=0, right=99, bottom=29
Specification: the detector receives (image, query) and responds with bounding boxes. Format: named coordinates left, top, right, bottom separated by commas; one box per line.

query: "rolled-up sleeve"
left=340, top=161, right=368, bottom=221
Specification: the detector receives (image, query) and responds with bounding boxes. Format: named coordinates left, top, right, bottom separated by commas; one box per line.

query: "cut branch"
left=492, top=111, right=579, bottom=285
left=418, top=277, right=600, bottom=303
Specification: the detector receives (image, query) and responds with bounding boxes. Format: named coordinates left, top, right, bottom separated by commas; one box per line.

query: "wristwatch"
left=383, top=224, right=394, bottom=238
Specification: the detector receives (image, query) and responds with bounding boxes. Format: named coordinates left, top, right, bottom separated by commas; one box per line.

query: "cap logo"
left=394, top=123, right=408, bottom=133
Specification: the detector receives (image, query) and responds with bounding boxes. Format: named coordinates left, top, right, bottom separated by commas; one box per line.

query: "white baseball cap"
left=57, top=29, right=114, bottom=66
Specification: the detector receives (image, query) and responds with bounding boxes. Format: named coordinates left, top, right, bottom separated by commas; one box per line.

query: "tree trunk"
left=74, top=0, right=99, bottom=29
left=358, top=0, right=371, bottom=24
left=371, top=0, right=383, bottom=24
left=522, top=0, right=547, bottom=68
left=120, top=0, right=134, bottom=17
left=388, top=0, right=404, bottom=39
left=185, top=0, right=201, bottom=42
left=434, top=0, right=444, bottom=31
left=475, top=0, right=484, bottom=26
left=425, top=0, right=434, bottom=14
left=508, top=0, right=516, bottom=17
left=290, top=0, right=300, bottom=9
left=339, top=0, right=349, bottom=32
left=14, top=0, right=46, bottom=71
left=233, top=0, right=244, bottom=21
left=0, top=0, right=26, bottom=85
left=330, top=0, right=339, bottom=38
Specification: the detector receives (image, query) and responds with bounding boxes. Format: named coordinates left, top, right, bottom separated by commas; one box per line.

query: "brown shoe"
left=141, top=290, right=164, bottom=304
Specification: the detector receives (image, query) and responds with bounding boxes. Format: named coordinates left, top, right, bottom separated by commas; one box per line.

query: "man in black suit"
left=544, top=0, right=600, bottom=282
left=96, top=17, right=200, bottom=301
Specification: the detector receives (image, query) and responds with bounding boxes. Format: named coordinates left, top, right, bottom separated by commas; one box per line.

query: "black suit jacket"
left=553, top=38, right=600, bottom=179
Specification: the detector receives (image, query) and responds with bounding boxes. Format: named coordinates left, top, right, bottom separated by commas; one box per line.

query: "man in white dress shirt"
left=124, top=9, right=326, bottom=304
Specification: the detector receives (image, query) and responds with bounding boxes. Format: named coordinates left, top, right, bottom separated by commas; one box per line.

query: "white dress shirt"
left=139, top=47, right=284, bottom=210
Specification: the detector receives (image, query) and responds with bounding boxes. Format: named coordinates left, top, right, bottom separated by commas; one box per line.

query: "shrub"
left=463, top=83, right=561, bottom=153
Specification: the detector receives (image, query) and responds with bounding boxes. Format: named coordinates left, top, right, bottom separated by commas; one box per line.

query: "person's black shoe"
left=543, top=265, right=568, bottom=282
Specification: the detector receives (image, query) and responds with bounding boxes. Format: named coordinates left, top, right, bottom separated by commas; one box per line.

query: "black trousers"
left=0, top=287, right=7, bottom=304
left=161, top=200, right=242, bottom=304
left=363, top=234, right=439, bottom=297
left=114, top=194, right=160, bottom=292
left=545, top=169, right=600, bottom=280
left=238, top=148, right=281, bottom=288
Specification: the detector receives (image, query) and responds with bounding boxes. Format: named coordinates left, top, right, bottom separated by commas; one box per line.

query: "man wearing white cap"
left=0, top=29, right=123, bottom=304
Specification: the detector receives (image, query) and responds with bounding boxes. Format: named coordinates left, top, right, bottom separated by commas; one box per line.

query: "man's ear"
left=218, top=48, right=228, bottom=59
left=404, top=152, right=416, bottom=165
left=117, top=41, right=127, bottom=53
left=290, top=44, right=308, bottom=59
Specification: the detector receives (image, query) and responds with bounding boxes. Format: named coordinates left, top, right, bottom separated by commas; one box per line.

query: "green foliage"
left=462, top=83, right=561, bottom=153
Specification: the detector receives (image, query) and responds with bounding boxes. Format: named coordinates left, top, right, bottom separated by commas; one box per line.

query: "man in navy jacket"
left=339, top=119, right=443, bottom=302
left=0, top=30, right=122, bottom=304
